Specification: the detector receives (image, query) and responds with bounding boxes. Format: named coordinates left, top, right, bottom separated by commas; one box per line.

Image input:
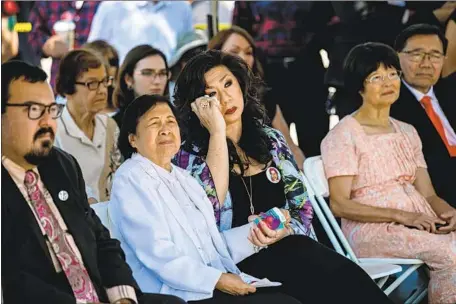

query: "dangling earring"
left=127, top=84, right=133, bottom=90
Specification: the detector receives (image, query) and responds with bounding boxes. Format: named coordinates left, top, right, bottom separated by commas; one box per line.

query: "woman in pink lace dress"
left=321, top=42, right=456, bottom=304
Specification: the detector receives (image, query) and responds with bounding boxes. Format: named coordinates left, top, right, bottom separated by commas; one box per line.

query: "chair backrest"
left=90, top=201, right=111, bottom=234
left=303, top=156, right=329, bottom=197
left=303, top=156, right=359, bottom=263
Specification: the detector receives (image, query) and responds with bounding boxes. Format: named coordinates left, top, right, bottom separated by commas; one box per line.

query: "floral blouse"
left=173, top=126, right=314, bottom=236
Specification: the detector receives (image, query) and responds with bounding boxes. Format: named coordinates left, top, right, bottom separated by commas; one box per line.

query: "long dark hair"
left=113, top=45, right=170, bottom=110
left=174, top=50, right=272, bottom=174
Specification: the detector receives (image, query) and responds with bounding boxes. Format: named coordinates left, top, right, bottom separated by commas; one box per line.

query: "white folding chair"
left=303, top=156, right=428, bottom=303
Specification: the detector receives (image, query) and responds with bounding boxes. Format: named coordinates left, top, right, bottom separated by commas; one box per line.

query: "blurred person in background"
left=88, top=1, right=192, bottom=65
left=83, top=39, right=120, bottom=116
left=113, top=45, right=171, bottom=129
left=232, top=1, right=331, bottom=158
left=1, top=1, right=19, bottom=63
left=442, top=8, right=456, bottom=77
left=391, top=24, right=456, bottom=208
left=1, top=1, right=40, bottom=65
left=169, top=30, right=208, bottom=103
left=190, top=0, right=235, bottom=32
left=28, top=1, right=100, bottom=91
left=208, top=26, right=305, bottom=170
left=54, top=49, right=120, bottom=203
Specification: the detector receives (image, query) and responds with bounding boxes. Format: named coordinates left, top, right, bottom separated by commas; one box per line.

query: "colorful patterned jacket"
left=173, top=126, right=314, bottom=236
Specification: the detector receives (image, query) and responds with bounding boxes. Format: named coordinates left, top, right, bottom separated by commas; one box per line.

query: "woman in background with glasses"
left=321, top=42, right=456, bottom=304
left=83, top=40, right=120, bottom=116
left=54, top=49, right=121, bottom=203
left=113, top=45, right=171, bottom=128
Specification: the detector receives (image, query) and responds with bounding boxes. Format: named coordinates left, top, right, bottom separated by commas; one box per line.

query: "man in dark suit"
left=1, top=60, right=186, bottom=304
left=391, top=24, right=456, bottom=208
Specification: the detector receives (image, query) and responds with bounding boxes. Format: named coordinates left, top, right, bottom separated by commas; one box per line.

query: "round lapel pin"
left=266, top=167, right=281, bottom=184
left=58, top=190, right=69, bottom=201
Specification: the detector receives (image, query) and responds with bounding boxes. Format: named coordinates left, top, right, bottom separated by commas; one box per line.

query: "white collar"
left=401, top=79, right=437, bottom=103
left=131, top=153, right=176, bottom=183
left=60, top=106, right=107, bottom=143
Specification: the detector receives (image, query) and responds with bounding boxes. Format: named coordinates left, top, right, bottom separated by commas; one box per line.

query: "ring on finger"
left=200, top=101, right=209, bottom=109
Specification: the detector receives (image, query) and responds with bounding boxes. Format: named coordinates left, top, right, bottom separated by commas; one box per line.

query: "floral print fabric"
left=173, top=126, right=314, bottom=236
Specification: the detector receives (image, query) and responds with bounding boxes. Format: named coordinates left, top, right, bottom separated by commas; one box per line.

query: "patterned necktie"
left=24, top=170, right=99, bottom=302
left=420, top=96, right=456, bottom=157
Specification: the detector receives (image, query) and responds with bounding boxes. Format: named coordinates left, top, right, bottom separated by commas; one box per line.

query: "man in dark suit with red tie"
left=391, top=24, right=456, bottom=208
left=1, top=60, right=186, bottom=304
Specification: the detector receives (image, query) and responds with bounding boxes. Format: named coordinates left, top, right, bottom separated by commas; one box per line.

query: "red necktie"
left=24, top=170, right=99, bottom=302
left=420, top=96, right=456, bottom=157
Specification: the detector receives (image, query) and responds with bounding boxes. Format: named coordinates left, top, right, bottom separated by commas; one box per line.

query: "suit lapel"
left=1, top=165, right=54, bottom=266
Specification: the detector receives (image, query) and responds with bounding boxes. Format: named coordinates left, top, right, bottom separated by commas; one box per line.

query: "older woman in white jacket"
left=108, top=94, right=301, bottom=304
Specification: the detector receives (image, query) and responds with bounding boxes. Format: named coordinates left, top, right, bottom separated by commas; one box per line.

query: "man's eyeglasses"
left=365, top=71, right=402, bottom=85
left=401, top=51, right=445, bottom=63
left=136, top=69, right=168, bottom=81
left=75, top=76, right=114, bottom=91
left=5, top=102, right=64, bottom=120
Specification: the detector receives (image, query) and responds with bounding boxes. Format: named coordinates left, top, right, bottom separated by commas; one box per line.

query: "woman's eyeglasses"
left=75, top=76, right=114, bottom=91
left=5, top=102, right=64, bottom=120
left=136, top=69, right=168, bottom=81
left=365, top=71, right=402, bottom=85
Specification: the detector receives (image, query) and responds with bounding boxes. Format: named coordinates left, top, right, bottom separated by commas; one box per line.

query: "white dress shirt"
left=402, top=80, right=456, bottom=145
left=88, top=1, right=193, bottom=63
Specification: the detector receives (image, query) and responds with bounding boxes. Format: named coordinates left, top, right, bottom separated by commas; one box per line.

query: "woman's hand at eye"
left=190, top=95, right=226, bottom=136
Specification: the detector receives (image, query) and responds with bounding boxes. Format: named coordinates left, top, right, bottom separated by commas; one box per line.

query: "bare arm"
left=272, top=105, right=305, bottom=170
left=206, top=131, right=229, bottom=204
left=443, top=17, right=456, bottom=77
left=191, top=97, right=229, bottom=204
left=1, top=17, right=18, bottom=63
left=329, top=174, right=446, bottom=232
left=413, top=167, right=454, bottom=217
left=328, top=175, right=402, bottom=223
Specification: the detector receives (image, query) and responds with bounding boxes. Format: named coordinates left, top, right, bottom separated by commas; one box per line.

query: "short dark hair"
left=174, top=50, right=271, bottom=174
left=394, top=23, right=448, bottom=54
left=83, top=40, right=120, bottom=69
left=118, top=94, right=178, bottom=160
left=56, top=49, right=106, bottom=96
left=2, top=60, right=48, bottom=114
left=343, top=42, right=401, bottom=95
left=208, top=26, right=264, bottom=78
left=113, top=45, right=170, bottom=110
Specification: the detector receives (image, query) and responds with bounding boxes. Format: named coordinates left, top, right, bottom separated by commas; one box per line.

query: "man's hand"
left=42, top=35, right=69, bottom=58
left=437, top=210, right=456, bottom=233
left=215, top=273, right=256, bottom=296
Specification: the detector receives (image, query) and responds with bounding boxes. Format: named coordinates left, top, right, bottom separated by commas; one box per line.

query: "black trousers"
left=235, top=235, right=393, bottom=304
left=189, top=289, right=301, bottom=304
left=140, top=293, right=187, bottom=304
